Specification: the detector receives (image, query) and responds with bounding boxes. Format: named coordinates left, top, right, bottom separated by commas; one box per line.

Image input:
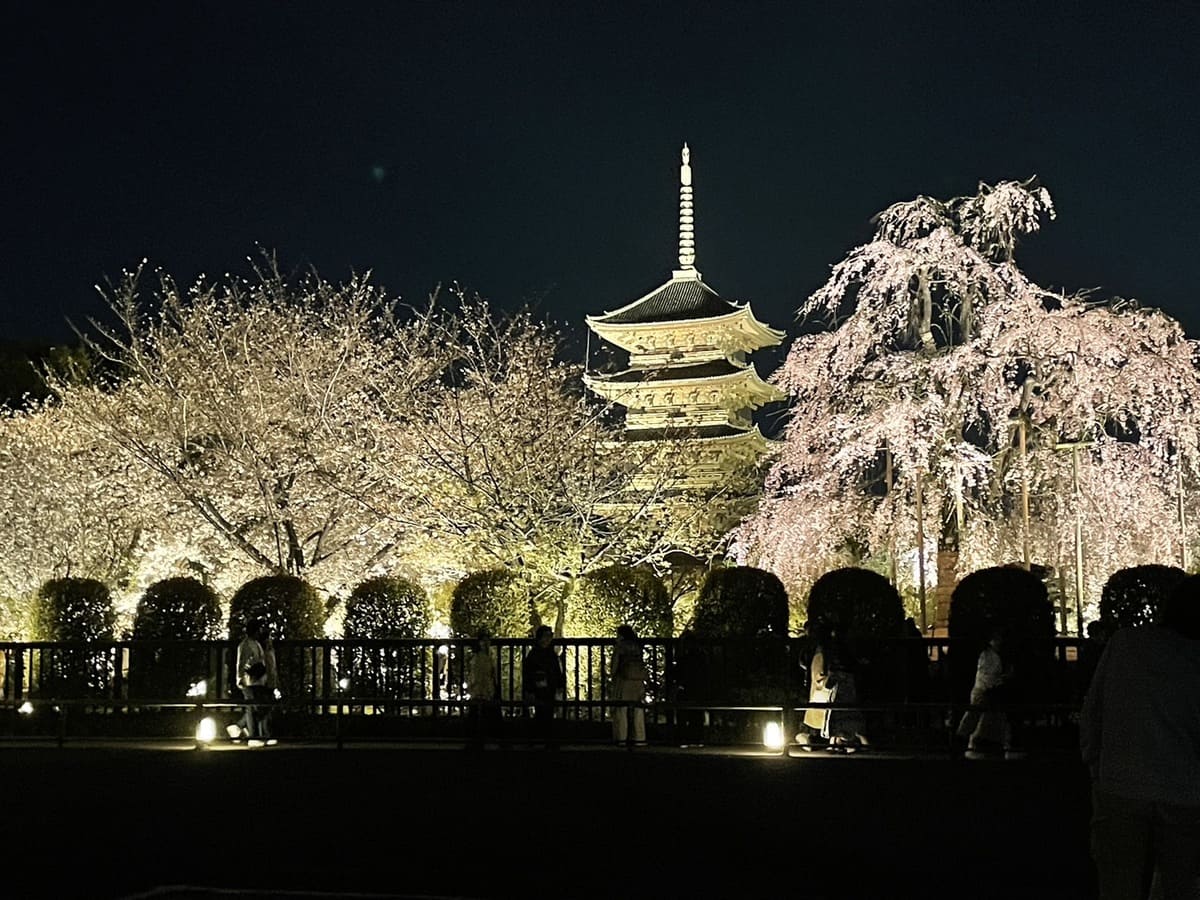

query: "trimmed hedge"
left=1099, top=565, right=1187, bottom=631
left=806, top=567, right=905, bottom=640
left=130, top=577, right=221, bottom=697
left=344, top=576, right=430, bottom=639
left=34, top=577, right=115, bottom=642
left=692, top=566, right=789, bottom=638
left=228, top=574, right=324, bottom=640
left=450, top=570, right=533, bottom=638
left=33, top=577, right=116, bottom=695
left=132, top=577, right=221, bottom=640
left=566, top=566, right=672, bottom=637
left=948, top=565, right=1055, bottom=701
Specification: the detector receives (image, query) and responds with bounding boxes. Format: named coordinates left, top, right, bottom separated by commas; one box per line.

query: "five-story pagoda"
left=584, top=145, right=784, bottom=498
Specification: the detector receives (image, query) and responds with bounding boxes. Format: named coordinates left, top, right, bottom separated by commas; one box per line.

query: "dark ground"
left=1, top=742, right=1093, bottom=900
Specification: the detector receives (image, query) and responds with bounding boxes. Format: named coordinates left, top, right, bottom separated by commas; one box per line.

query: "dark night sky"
left=3, top=2, right=1199, bottom=349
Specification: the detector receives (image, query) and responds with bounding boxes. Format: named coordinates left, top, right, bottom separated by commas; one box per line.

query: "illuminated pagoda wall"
left=584, top=145, right=784, bottom=494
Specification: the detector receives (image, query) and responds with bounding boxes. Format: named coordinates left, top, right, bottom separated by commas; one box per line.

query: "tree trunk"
left=932, top=548, right=958, bottom=636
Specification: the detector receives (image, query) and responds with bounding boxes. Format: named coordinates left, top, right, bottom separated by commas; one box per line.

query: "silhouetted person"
left=670, top=628, right=710, bottom=748
left=466, top=633, right=500, bottom=750
left=957, top=630, right=1011, bottom=759
left=610, top=624, right=647, bottom=747
left=522, top=625, right=564, bottom=748
left=1081, top=575, right=1200, bottom=899
left=805, top=624, right=868, bottom=752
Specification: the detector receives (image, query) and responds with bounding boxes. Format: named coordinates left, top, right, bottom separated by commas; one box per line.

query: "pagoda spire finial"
left=677, top=142, right=697, bottom=274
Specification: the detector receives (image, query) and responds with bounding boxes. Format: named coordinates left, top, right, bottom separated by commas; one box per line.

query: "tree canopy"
left=738, top=179, right=1200, bottom=621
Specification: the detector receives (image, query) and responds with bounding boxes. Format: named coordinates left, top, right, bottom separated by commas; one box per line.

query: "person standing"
left=803, top=624, right=868, bottom=753
left=522, top=625, right=564, bottom=748
left=466, top=633, right=501, bottom=750
left=610, top=624, right=647, bottom=747
left=1081, top=576, right=1200, bottom=900
left=234, top=619, right=270, bottom=747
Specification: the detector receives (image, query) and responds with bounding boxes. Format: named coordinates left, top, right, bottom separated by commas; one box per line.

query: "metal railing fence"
left=0, top=636, right=1091, bottom=709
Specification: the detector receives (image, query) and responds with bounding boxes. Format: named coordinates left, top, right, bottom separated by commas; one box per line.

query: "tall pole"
left=1019, top=418, right=1031, bottom=571
left=1179, top=462, right=1190, bottom=571
left=1072, top=445, right=1085, bottom=637
left=886, top=447, right=898, bottom=588
left=915, top=471, right=927, bottom=633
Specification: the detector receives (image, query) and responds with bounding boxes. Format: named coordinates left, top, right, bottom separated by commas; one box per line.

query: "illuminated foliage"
left=228, top=574, right=324, bottom=640
left=564, top=565, right=671, bottom=638
left=739, top=179, right=1200, bottom=622
left=45, top=259, right=452, bottom=598
left=34, top=577, right=116, bottom=642
left=131, top=577, right=222, bottom=640
left=343, top=575, right=430, bottom=639
left=449, top=570, right=534, bottom=639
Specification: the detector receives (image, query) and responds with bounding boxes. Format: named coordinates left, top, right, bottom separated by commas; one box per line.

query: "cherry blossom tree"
left=738, top=179, right=1200, bottom=630
left=0, top=400, right=150, bottom=616
left=44, top=261, right=453, bottom=602
left=370, top=299, right=738, bottom=631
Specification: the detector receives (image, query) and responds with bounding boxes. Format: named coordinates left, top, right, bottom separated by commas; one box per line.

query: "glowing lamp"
left=338, top=677, right=350, bottom=691
left=17, top=701, right=33, bottom=715
left=195, top=716, right=218, bottom=743
left=762, top=721, right=786, bottom=750
left=186, top=679, right=207, bottom=698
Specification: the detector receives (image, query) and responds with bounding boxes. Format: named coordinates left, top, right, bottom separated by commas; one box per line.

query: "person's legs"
left=631, top=704, right=646, bottom=744
left=1092, top=789, right=1154, bottom=900
left=1151, top=801, right=1200, bottom=900
left=241, top=687, right=257, bottom=740
left=534, top=698, right=554, bottom=747
left=612, top=702, right=628, bottom=744
left=253, top=685, right=272, bottom=740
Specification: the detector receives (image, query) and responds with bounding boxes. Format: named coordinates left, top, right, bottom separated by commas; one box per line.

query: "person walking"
left=522, top=625, right=564, bottom=748
left=1081, top=575, right=1200, bottom=900
left=957, top=630, right=1011, bottom=760
left=610, top=624, right=647, bottom=747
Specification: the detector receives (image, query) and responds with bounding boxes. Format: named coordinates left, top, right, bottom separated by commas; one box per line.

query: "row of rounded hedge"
left=25, top=561, right=1186, bottom=646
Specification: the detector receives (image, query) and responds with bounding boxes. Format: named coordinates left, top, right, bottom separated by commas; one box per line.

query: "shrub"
left=1099, top=565, right=1186, bottom=631
left=806, top=567, right=908, bottom=703
left=228, top=574, right=324, bottom=640
left=450, top=570, right=533, bottom=638
left=806, top=567, right=905, bottom=640
left=344, top=576, right=430, bottom=639
left=691, top=567, right=791, bottom=706
left=33, top=578, right=116, bottom=695
left=691, top=566, right=789, bottom=638
left=948, top=565, right=1055, bottom=701
left=566, top=566, right=672, bottom=637
left=34, top=577, right=115, bottom=642
left=132, top=577, right=221, bottom=640
left=128, top=577, right=221, bottom=698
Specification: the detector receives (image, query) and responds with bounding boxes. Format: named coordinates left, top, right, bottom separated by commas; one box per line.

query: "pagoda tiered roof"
left=589, top=275, right=738, bottom=325
left=603, top=358, right=745, bottom=382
